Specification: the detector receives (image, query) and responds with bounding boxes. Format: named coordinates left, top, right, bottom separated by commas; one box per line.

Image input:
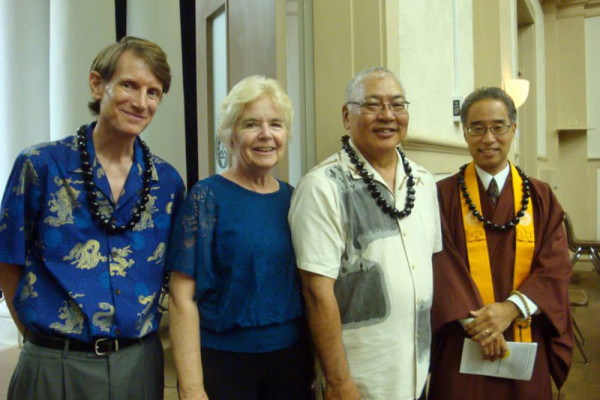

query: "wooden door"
left=196, top=0, right=287, bottom=179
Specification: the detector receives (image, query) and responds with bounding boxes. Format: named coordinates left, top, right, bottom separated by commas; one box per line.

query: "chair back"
left=563, top=213, right=579, bottom=252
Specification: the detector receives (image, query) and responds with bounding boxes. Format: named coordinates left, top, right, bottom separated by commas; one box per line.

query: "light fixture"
left=504, top=78, right=530, bottom=108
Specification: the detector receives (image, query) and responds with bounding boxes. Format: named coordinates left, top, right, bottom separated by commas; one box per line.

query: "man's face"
left=90, top=50, right=163, bottom=138
left=342, top=74, right=409, bottom=162
left=464, top=98, right=516, bottom=175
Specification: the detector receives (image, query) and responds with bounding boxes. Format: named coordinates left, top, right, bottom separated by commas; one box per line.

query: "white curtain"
left=1, top=0, right=51, bottom=192
left=0, top=0, right=187, bottom=195
left=49, top=1, right=115, bottom=141
left=0, top=0, right=114, bottom=192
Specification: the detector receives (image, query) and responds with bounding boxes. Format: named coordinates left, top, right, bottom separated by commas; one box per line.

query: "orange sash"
left=460, top=161, right=535, bottom=342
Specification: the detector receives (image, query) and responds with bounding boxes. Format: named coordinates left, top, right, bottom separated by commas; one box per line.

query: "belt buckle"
left=94, top=338, right=118, bottom=356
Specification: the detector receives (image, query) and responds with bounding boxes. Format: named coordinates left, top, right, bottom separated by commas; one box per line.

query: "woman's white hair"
left=217, top=75, right=293, bottom=150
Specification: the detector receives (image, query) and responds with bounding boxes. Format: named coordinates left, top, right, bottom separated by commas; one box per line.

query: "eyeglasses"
left=465, top=124, right=512, bottom=137
left=347, top=101, right=410, bottom=115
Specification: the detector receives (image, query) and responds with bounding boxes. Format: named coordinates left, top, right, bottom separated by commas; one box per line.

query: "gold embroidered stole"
left=460, top=162, right=535, bottom=342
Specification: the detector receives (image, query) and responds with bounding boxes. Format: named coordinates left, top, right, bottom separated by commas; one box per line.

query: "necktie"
left=487, top=178, right=499, bottom=206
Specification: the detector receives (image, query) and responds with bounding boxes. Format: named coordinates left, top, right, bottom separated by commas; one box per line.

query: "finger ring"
left=484, top=329, right=491, bottom=336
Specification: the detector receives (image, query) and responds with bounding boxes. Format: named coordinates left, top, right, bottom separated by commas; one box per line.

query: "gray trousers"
left=7, top=334, right=164, bottom=400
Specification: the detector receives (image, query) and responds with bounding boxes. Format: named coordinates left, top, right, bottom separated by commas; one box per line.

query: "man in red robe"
left=429, top=87, right=573, bottom=400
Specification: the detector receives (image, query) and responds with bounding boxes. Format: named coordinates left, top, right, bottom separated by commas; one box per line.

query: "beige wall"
left=127, top=0, right=187, bottom=185
left=557, top=131, right=589, bottom=236
left=312, top=1, right=474, bottom=175
left=586, top=15, right=600, bottom=157
left=473, top=0, right=515, bottom=88
left=308, top=0, right=599, bottom=236
left=517, top=23, right=538, bottom=175
left=557, top=15, right=587, bottom=130
left=516, top=0, right=547, bottom=178
left=312, top=0, right=386, bottom=163
left=543, top=1, right=599, bottom=239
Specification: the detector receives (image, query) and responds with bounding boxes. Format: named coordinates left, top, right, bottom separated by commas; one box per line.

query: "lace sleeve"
left=165, top=181, right=217, bottom=284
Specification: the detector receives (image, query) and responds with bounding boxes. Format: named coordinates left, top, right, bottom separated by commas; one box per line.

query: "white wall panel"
left=396, top=0, right=473, bottom=146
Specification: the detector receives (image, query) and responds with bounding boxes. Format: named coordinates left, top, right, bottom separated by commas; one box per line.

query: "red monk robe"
left=429, top=171, right=574, bottom=400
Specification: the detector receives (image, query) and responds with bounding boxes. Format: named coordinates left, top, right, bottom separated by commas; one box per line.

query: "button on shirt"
left=0, top=122, right=185, bottom=341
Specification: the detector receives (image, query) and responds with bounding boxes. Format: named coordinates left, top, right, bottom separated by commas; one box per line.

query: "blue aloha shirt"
left=0, top=122, right=185, bottom=341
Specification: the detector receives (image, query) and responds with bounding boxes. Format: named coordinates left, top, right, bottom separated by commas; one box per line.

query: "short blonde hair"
left=217, top=75, right=293, bottom=150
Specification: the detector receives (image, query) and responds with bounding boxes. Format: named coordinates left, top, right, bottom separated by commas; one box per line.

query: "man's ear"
left=89, top=71, right=104, bottom=100
left=342, top=104, right=351, bottom=130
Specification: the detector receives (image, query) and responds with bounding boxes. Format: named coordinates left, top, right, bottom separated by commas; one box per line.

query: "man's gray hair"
left=460, top=87, right=517, bottom=125
left=345, top=66, right=405, bottom=104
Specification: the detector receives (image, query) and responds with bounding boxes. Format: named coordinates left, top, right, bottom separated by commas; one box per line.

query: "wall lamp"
left=504, top=78, right=530, bottom=108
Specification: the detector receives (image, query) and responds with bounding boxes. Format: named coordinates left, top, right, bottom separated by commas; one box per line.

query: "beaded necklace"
left=76, top=124, right=153, bottom=234
left=457, top=163, right=531, bottom=231
left=341, top=135, right=415, bottom=219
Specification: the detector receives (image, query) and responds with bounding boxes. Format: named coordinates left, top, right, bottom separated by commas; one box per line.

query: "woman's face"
left=231, top=95, right=287, bottom=174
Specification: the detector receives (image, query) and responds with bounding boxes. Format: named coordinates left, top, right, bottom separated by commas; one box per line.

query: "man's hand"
left=465, top=301, right=521, bottom=346
left=299, top=271, right=361, bottom=400
left=480, top=334, right=509, bottom=361
left=325, top=378, right=362, bottom=400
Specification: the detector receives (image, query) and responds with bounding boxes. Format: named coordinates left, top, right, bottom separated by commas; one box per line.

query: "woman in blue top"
left=167, top=76, right=312, bottom=400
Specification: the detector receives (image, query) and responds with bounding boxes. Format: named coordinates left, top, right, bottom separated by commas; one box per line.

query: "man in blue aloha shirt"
left=0, top=36, right=185, bottom=400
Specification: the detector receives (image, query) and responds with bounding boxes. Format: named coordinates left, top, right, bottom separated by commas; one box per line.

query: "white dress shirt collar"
left=474, top=162, right=510, bottom=191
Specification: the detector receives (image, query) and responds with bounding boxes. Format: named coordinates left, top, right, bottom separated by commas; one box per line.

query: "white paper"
left=459, top=338, right=538, bottom=381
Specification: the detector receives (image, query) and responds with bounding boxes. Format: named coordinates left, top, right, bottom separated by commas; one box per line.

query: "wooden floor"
left=557, top=263, right=600, bottom=399
left=1, top=263, right=599, bottom=400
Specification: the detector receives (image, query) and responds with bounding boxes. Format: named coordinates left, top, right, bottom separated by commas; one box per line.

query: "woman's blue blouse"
left=166, top=175, right=303, bottom=352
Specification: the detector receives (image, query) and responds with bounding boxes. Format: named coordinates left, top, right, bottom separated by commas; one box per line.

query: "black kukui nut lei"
left=457, top=163, right=531, bottom=232
left=77, top=124, right=153, bottom=234
left=341, top=135, right=415, bottom=219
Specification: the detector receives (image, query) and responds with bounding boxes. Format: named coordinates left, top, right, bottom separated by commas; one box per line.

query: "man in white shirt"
left=289, top=67, right=442, bottom=400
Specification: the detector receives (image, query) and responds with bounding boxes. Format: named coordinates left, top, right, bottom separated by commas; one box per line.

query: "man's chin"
left=119, top=121, right=150, bottom=137
left=476, top=160, right=505, bottom=173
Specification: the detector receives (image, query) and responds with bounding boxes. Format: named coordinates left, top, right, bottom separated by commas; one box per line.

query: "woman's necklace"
left=457, top=163, right=531, bottom=231
left=77, top=124, right=153, bottom=234
left=341, top=135, right=415, bottom=219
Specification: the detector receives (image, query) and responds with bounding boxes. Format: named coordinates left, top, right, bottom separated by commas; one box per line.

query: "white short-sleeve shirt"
left=289, top=139, right=442, bottom=400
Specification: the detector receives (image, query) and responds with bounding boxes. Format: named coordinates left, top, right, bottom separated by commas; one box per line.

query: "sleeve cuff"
left=507, top=293, right=539, bottom=317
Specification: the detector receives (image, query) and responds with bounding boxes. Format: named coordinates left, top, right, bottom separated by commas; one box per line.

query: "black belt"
left=26, top=330, right=154, bottom=356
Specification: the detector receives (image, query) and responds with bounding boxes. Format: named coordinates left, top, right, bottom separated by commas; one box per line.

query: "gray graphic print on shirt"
left=327, top=165, right=399, bottom=329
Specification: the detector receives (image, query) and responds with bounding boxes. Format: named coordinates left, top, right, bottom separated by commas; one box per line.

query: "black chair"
left=563, top=213, right=598, bottom=365
left=564, top=213, right=600, bottom=275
